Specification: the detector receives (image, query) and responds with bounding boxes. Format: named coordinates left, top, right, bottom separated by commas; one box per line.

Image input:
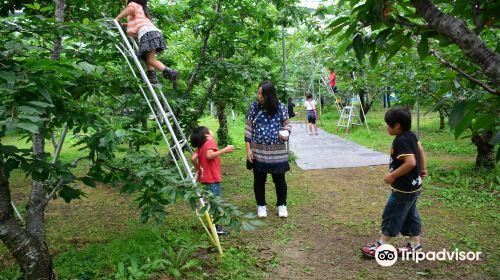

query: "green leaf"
left=0, top=71, right=16, bottom=82
left=449, top=100, right=477, bottom=139
left=454, top=109, right=474, bottom=139
left=24, top=3, right=40, bottom=10
left=472, top=114, right=495, bottom=132
left=369, top=50, right=379, bottom=67
left=27, top=101, right=53, bottom=108
left=449, top=100, right=467, bottom=129
left=18, top=114, right=43, bottom=123
left=375, top=27, right=393, bottom=45
left=327, top=16, right=350, bottom=29
left=38, top=87, right=53, bottom=103
left=16, top=122, right=39, bottom=133
left=80, top=176, right=96, bottom=188
left=59, top=185, right=85, bottom=203
left=352, top=33, right=365, bottom=62
left=18, top=106, right=41, bottom=115
left=417, top=37, right=429, bottom=59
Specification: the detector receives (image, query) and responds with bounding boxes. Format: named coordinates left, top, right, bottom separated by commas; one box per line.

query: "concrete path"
left=288, top=122, right=388, bottom=170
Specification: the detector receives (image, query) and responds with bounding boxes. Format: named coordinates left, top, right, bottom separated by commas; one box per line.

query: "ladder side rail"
left=126, top=28, right=195, bottom=159
left=113, top=20, right=222, bottom=256
left=319, top=75, right=342, bottom=117
left=157, top=91, right=194, bottom=153
left=114, top=43, right=185, bottom=179
left=113, top=20, right=195, bottom=183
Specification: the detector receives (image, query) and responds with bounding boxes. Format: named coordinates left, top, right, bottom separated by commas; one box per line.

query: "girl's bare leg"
left=145, top=50, right=165, bottom=71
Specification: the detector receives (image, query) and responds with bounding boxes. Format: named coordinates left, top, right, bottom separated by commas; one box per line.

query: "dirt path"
left=231, top=165, right=495, bottom=279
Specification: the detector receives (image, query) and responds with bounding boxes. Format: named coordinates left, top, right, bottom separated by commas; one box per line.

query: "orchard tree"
left=0, top=1, right=258, bottom=277
left=322, top=0, right=499, bottom=169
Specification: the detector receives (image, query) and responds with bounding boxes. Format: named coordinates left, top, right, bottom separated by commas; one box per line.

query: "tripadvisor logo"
left=375, top=244, right=398, bottom=267
left=375, top=244, right=482, bottom=266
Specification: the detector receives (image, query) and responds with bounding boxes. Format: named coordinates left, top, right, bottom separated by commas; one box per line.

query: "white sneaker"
left=278, top=205, right=288, bottom=218
left=257, top=205, right=267, bottom=218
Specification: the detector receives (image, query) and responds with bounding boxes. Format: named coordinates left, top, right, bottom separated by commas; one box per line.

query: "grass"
left=317, top=105, right=476, bottom=163
left=1, top=105, right=499, bottom=279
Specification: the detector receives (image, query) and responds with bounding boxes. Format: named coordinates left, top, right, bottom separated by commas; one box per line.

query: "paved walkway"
left=288, top=122, right=388, bottom=170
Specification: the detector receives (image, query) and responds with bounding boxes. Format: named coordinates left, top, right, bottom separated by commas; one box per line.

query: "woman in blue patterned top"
left=245, top=81, right=292, bottom=218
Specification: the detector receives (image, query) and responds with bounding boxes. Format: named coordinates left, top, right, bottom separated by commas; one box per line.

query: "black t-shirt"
left=288, top=102, right=295, bottom=118
left=389, top=131, right=422, bottom=192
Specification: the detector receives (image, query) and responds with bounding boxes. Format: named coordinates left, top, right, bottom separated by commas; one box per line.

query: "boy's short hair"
left=385, top=107, right=412, bottom=131
left=190, top=126, right=209, bottom=148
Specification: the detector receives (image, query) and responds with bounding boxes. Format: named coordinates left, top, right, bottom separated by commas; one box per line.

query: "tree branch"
left=390, top=18, right=431, bottom=30
left=410, top=0, right=500, bottom=85
left=52, top=124, right=68, bottom=164
left=183, top=2, right=221, bottom=96
left=430, top=50, right=499, bottom=96
left=471, top=0, right=484, bottom=34
left=44, top=156, right=86, bottom=204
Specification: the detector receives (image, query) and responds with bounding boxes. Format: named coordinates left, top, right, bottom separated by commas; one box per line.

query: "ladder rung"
left=178, top=139, right=187, bottom=149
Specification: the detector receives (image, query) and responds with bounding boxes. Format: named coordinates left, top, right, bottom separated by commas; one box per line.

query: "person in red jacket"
left=190, top=126, right=234, bottom=235
left=329, top=68, right=338, bottom=93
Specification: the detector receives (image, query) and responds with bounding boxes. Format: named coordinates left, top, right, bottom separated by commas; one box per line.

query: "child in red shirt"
left=190, top=126, right=234, bottom=235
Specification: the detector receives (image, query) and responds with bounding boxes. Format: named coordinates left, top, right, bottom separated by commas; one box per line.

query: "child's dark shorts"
left=381, top=190, right=421, bottom=237
left=306, top=110, right=316, bottom=124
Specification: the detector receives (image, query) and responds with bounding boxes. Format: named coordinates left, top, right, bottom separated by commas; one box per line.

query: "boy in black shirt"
left=362, top=107, right=427, bottom=258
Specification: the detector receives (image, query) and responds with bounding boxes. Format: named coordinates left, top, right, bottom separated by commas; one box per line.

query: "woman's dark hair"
left=384, top=107, right=412, bottom=131
left=305, top=93, right=313, bottom=100
left=288, top=97, right=293, bottom=104
left=127, top=0, right=151, bottom=18
left=190, top=126, right=209, bottom=148
left=259, top=81, right=279, bottom=116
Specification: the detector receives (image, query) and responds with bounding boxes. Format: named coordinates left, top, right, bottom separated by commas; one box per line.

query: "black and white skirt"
left=138, top=30, right=167, bottom=61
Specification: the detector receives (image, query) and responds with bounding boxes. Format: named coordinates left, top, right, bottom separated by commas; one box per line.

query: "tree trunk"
left=18, top=0, right=65, bottom=277
left=471, top=131, right=495, bottom=170
left=358, top=89, right=373, bottom=123
left=0, top=160, right=56, bottom=279
left=50, top=0, right=65, bottom=60
left=27, top=128, right=47, bottom=241
left=184, top=3, right=220, bottom=96
left=438, top=108, right=445, bottom=129
left=141, top=117, right=149, bottom=131
left=186, top=75, right=218, bottom=133
left=411, top=0, right=500, bottom=85
left=216, top=101, right=229, bottom=147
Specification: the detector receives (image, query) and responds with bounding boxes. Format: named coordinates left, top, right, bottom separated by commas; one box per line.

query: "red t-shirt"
left=329, top=71, right=336, bottom=86
left=195, top=140, right=222, bottom=183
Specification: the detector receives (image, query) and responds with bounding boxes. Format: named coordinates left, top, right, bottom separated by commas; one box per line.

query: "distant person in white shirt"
left=304, top=93, right=318, bottom=135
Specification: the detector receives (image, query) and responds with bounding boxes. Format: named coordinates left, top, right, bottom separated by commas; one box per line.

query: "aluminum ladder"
left=336, top=105, right=363, bottom=135
left=110, top=19, right=223, bottom=255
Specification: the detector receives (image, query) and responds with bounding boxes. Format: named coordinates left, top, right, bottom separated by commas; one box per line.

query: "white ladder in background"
left=111, top=19, right=223, bottom=255
left=336, top=105, right=363, bottom=135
